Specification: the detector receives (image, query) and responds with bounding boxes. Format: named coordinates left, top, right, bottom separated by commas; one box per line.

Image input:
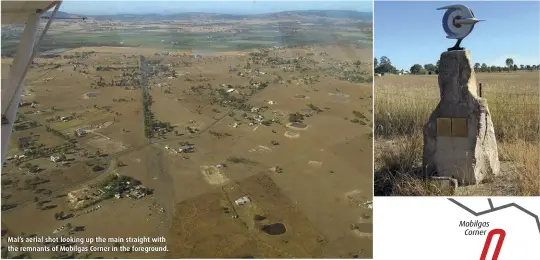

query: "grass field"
left=2, top=21, right=371, bottom=57
left=374, top=71, right=540, bottom=196
left=2, top=42, right=373, bottom=259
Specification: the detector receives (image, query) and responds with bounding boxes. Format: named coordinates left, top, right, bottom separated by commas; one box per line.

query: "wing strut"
left=1, top=2, right=62, bottom=164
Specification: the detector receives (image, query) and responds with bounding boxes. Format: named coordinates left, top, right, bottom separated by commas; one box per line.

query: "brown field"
left=374, top=72, right=540, bottom=196
left=1, top=34, right=373, bottom=259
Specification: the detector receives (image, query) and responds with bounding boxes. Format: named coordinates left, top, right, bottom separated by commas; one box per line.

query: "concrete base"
left=423, top=50, right=500, bottom=185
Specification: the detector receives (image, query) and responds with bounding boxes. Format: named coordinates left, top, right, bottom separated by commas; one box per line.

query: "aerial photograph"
left=1, top=0, right=374, bottom=258
left=373, top=1, right=539, bottom=196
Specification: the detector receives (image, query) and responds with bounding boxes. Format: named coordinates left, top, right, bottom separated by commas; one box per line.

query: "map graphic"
left=448, top=198, right=540, bottom=234
left=373, top=197, right=540, bottom=260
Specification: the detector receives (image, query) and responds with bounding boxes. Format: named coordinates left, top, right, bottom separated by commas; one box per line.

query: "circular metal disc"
left=442, top=8, right=474, bottom=39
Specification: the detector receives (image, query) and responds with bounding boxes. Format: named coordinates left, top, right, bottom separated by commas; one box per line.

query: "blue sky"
left=375, top=1, right=540, bottom=70
left=60, top=0, right=373, bottom=15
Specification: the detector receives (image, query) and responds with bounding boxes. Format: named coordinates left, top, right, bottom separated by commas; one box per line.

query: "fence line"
left=376, top=92, right=540, bottom=106
left=376, top=91, right=537, bottom=99
left=376, top=80, right=539, bottom=95
left=375, top=89, right=539, bottom=97
left=481, top=91, right=540, bottom=96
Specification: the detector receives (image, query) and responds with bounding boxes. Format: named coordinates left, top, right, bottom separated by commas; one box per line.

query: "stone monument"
left=422, top=5, right=500, bottom=185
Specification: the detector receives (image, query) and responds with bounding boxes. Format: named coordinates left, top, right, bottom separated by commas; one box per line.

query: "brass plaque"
left=436, top=118, right=452, bottom=136
left=452, top=118, right=468, bottom=137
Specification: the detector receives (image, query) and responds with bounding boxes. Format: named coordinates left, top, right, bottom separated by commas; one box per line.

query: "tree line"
left=374, top=56, right=540, bottom=75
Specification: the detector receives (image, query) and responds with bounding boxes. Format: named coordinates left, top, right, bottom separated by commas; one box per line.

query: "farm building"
left=75, top=128, right=86, bottom=137
left=234, top=196, right=251, bottom=206
left=60, top=116, right=72, bottom=122
left=179, top=145, right=194, bottom=153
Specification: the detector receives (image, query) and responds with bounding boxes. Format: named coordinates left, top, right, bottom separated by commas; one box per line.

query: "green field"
left=2, top=20, right=371, bottom=56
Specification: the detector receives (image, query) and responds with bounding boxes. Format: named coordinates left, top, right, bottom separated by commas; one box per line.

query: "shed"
left=234, top=196, right=251, bottom=206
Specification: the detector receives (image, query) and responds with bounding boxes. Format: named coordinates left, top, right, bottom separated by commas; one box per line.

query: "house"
left=50, top=155, right=61, bottom=162
left=75, top=128, right=86, bottom=137
left=234, top=196, right=251, bottom=206
left=19, top=101, right=31, bottom=107
left=60, top=116, right=72, bottom=122
left=180, top=145, right=194, bottom=152
left=128, top=190, right=145, bottom=199
left=127, top=186, right=149, bottom=199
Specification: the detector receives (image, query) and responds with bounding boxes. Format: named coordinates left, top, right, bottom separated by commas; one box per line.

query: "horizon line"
left=55, top=9, right=373, bottom=16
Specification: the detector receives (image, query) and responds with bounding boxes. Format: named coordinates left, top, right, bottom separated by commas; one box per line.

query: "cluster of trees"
left=288, top=112, right=305, bottom=123
left=45, top=125, right=71, bottom=140
left=99, top=174, right=153, bottom=199
left=19, top=143, right=74, bottom=162
left=374, top=56, right=399, bottom=74
left=409, top=63, right=438, bottom=75
left=13, top=121, right=39, bottom=131
left=474, top=58, right=539, bottom=73
left=375, top=56, right=540, bottom=75
left=140, top=56, right=155, bottom=139
left=54, top=210, right=73, bottom=220
left=21, top=162, right=41, bottom=173
left=92, top=74, right=141, bottom=88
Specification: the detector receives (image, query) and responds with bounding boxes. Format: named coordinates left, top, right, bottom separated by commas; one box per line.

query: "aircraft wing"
left=1, top=1, right=59, bottom=24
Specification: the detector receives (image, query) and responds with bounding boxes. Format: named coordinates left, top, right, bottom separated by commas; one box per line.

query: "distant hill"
left=43, top=11, right=84, bottom=18
left=261, top=10, right=372, bottom=20
left=46, top=10, right=372, bottom=21
left=91, top=12, right=247, bottom=21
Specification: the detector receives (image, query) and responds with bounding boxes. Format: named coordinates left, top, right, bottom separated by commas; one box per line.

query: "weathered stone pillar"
left=423, top=50, right=500, bottom=185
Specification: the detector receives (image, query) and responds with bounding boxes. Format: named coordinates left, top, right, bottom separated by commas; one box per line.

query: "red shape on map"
left=480, top=229, right=506, bottom=260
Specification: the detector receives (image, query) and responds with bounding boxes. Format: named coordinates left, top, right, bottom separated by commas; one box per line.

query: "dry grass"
left=375, top=72, right=539, bottom=196
left=374, top=133, right=454, bottom=196
left=499, top=141, right=540, bottom=195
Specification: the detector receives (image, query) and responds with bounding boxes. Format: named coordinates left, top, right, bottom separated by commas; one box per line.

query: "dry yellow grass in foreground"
left=374, top=72, right=540, bottom=196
